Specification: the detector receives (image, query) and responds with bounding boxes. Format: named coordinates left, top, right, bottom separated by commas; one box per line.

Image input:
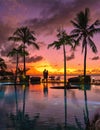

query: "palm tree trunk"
left=23, top=43, right=26, bottom=76
left=83, top=41, right=90, bottom=128
left=84, top=41, right=87, bottom=78
left=14, top=53, right=19, bottom=114
left=15, top=53, right=18, bottom=83
left=63, top=44, right=67, bottom=129
left=63, top=44, right=67, bottom=86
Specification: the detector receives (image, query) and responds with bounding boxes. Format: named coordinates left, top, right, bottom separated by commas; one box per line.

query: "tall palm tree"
left=7, top=45, right=29, bottom=82
left=48, top=28, right=75, bottom=86
left=70, top=8, right=100, bottom=79
left=71, top=8, right=100, bottom=129
left=0, top=57, right=7, bottom=71
left=8, top=26, right=39, bottom=76
left=48, top=29, right=75, bottom=128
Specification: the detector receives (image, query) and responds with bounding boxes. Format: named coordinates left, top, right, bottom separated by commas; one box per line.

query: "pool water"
left=0, top=81, right=100, bottom=130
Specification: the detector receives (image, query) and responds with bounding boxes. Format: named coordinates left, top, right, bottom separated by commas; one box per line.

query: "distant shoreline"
left=29, top=74, right=100, bottom=77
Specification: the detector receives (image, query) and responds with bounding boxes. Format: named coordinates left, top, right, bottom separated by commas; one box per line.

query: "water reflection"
left=75, top=84, right=100, bottom=130
left=0, top=81, right=100, bottom=130
left=43, top=82, right=48, bottom=96
left=7, top=83, right=40, bottom=130
left=74, top=84, right=90, bottom=130
left=64, top=85, right=67, bottom=129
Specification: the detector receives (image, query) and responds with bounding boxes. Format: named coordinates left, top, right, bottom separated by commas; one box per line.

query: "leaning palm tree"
left=0, top=57, right=7, bottom=71
left=7, top=45, right=29, bottom=82
left=8, top=26, right=39, bottom=76
left=70, top=8, right=100, bottom=78
left=48, top=28, right=75, bottom=128
left=48, top=28, right=75, bottom=86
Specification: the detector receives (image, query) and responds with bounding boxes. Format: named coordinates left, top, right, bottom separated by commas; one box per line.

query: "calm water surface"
left=0, top=75, right=100, bottom=130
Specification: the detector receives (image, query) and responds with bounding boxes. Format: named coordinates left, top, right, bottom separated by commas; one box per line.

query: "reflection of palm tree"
left=75, top=85, right=90, bottom=130
left=8, top=45, right=29, bottom=83
left=71, top=8, right=100, bottom=78
left=22, top=84, right=27, bottom=116
left=8, top=26, right=39, bottom=76
left=83, top=85, right=90, bottom=130
left=9, top=83, right=40, bottom=130
left=14, top=84, right=18, bottom=115
left=13, top=83, right=28, bottom=116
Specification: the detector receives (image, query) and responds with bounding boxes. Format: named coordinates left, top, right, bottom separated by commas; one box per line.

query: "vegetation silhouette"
left=71, top=8, right=100, bottom=79
left=75, top=85, right=100, bottom=130
left=8, top=26, right=39, bottom=76
left=7, top=45, right=29, bottom=83
left=7, top=84, right=40, bottom=130
left=0, top=57, right=7, bottom=71
left=48, top=28, right=76, bottom=87
left=70, top=8, right=100, bottom=130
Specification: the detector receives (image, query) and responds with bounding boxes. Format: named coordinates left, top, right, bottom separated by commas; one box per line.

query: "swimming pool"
left=0, top=81, right=100, bottom=130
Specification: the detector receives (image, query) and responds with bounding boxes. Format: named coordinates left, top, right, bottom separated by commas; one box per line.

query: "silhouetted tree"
left=8, top=26, right=39, bottom=76
left=48, top=28, right=75, bottom=86
left=71, top=8, right=100, bottom=78
left=7, top=45, right=29, bottom=82
left=0, top=57, right=7, bottom=71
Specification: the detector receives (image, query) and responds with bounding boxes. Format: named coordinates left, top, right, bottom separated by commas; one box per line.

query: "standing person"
left=45, top=70, right=48, bottom=82
left=43, top=69, right=48, bottom=82
left=43, top=69, right=46, bottom=82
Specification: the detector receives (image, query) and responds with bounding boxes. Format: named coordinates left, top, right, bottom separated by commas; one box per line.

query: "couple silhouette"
left=43, top=69, right=48, bottom=82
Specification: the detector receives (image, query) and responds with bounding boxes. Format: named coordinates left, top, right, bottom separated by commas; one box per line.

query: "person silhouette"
left=43, top=69, right=48, bottom=82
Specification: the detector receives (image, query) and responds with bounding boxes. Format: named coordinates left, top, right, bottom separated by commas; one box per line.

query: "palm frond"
left=0, top=57, right=7, bottom=70
left=70, top=20, right=81, bottom=29
left=70, top=29, right=81, bottom=35
left=94, top=20, right=100, bottom=26
left=89, top=28, right=100, bottom=37
left=8, top=36, right=21, bottom=42
left=89, top=20, right=100, bottom=30
left=82, top=38, right=86, bottom=53
left=27, top=41, right=39, bottom=49
left=88, top=38, right=98, bottom=53
left=85, top=8, right=90, bottom=24
left=48, top=41, right=61, bottom=49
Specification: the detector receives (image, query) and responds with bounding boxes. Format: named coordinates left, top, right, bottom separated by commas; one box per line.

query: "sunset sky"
left=0, top=0, right=100, bottom=75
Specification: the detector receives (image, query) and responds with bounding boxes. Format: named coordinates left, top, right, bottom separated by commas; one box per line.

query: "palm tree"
left=48, top=29, right=75, bottom=128
left=71, top=8, right=100, bottom=129
left=0, top=57, right=7, bottom=71
left=8, top=26, right=39, bottom=76
left=7, top=45, right=29, bottom=82
left=70, top=8, right=100, bottom=79
left=48, top=28, right=75, bottom=86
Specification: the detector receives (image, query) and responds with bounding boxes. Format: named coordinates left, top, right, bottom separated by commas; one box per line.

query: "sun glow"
left=34, top=61, right=58, bottom=73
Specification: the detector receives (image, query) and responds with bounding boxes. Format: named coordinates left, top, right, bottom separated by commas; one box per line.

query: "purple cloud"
left=26, top=56, right=43, bottom=63
left=91, top=56, right=100, bottom=60
left=66, top=53, right=75, bottom=61
left=23, top=0, right=100, bottom=35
